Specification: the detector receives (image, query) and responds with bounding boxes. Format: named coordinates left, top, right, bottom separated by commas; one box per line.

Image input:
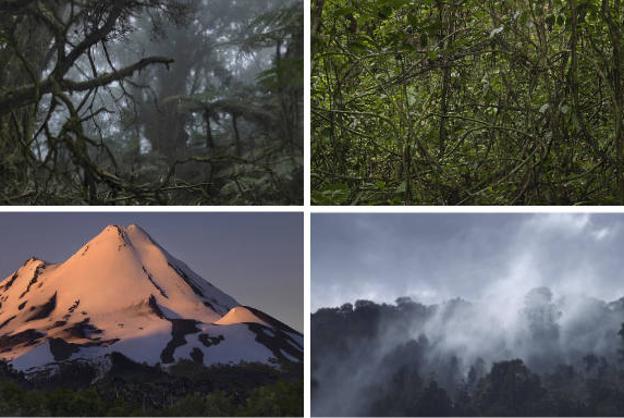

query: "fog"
left=312, top=214, right=624, bottom=416
left=312, top=213, right=624, bottom=308
left=1, top=0, right=302, bottom=204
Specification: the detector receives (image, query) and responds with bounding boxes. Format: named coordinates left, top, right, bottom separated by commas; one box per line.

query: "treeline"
left=312, top=0, right=624, bottom=205
left=354, top=356, right=624, bottom=416
left=312, top=297, right=624, bottom=416
left=0, top=358, right=303, bottom=416
left=0, top=379, right=302, bottom=416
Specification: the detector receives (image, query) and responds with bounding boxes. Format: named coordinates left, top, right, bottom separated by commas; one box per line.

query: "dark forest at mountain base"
left=312, top=294, right=624, bottom=416
left=0, top=354, right=303, bottom=416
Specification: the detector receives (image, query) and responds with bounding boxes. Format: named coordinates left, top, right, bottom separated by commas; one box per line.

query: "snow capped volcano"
left=0, top=224, right=302, bottom=374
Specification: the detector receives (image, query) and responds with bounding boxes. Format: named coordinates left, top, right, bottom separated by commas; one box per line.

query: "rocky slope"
left=0, top=224, right=302, bottom=375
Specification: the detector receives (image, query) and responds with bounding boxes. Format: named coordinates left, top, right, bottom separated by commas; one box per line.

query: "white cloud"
left=592, top=227, right=611, bottom=241
left=312, top=213, right=624, bottom=311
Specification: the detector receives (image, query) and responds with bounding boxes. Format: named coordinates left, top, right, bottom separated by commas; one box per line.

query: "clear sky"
left=0, top=212, right=302, bottom=331
left=312, top=213, right=624, bottom=312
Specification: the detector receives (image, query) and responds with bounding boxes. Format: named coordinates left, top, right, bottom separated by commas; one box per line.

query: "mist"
left=312, top=214, right=624, bottom=416
left=1, top=0, right=302, bottom=205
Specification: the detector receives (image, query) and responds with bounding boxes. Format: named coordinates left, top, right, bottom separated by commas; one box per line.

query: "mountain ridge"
left=0, top=224, right=302, bottom=375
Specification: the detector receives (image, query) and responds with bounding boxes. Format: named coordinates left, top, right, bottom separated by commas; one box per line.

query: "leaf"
left=545, top=14, right=555, bottom=28
left=489, top=26, right=504, bottom=38
left=539, top=103, right=550, bottom=114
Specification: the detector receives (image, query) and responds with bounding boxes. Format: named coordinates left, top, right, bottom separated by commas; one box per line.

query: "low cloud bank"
left=312, top=287, right=624, bottom=416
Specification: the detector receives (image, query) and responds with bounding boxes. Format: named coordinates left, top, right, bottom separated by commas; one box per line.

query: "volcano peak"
left=0, top=224, right=302, bottom=374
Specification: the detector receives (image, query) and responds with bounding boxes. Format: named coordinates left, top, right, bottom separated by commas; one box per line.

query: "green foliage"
left=312, top=0, right=624, bottom=204
left=0, top=374, right=302, bottom=417
left=163, top=392, right=237, bottom=416
left=0, top=357, right=302, bottom=417
left=0, top=0, right=302, bottom=205
left=164, top=380, right=303, bottom=417
left=240, top=379, right=304, bottom=417
left=0, top=382, right=112, bottom=417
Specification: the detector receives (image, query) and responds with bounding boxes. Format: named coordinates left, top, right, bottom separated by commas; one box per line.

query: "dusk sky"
left=312, top=213, right=624, bottom=311
left=0, top=212, right=302, bottom=331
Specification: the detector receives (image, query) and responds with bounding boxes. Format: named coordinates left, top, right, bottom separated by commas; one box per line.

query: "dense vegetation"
left=312, top=295, right=624, bottom=416
left=0, top=0, right=302, bottom=205
left=0, top=356, right=303, bottom=416
left=312, top=0, right=624, bottom=205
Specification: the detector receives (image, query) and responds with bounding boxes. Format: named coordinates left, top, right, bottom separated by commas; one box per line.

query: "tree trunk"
left=232, top=113, right=242, bottom=156
left=204, top=111, right=215, bottom=151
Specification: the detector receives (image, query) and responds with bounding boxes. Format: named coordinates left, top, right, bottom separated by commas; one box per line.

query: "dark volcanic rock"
left=142, top=266, right=168, bottom=299
left=49, top=338, right=80, bottom=361
left=50, top=320, right=67, bottom=328
left=245, top=306, right=300, bottom=338
left=49, top=337, right=120, bottom=362
left=160, top=319, right=200, bottom=364
left=148, top=295, right=166, bottom=319
left=26, top=292, right=57, bottom=321
left=68, top=300, right=80, bottom=314
left=198, top=333, right=224, bottom=348
left=167, top=262, right=204, bottom=297
left=0, top=329, right=45, bottom=352
left=247, top=323, right=302, bottom=364
left=0, top=315, right=16, bottom=330
left=65, top=318, right=103, bottom=339
left=19, top=266, right=45, bottom=299
left=2, top=273, right=18, bottom=291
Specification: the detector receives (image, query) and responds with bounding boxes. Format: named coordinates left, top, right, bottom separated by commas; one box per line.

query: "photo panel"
left=0, top=212, right=303, bottom=416
left=311, top=0, right=624, bottom=205
left=0, top=1, right=303, bottom=205
left=312, top=212, right=624, bottom=416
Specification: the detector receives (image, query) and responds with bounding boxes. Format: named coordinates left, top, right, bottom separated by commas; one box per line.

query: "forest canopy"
left=0, top=358, right=303, bottom=416
left=312, top=0, right=624, bottom=205
left=0, top=0, right=302, bottom=205
left=312, top=294, right=624, bottom=416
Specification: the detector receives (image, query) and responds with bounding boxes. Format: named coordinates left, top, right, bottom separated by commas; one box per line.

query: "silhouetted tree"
left=417, top=381, right=452, bottom=416
left=476, top=359, right=547, bottom=416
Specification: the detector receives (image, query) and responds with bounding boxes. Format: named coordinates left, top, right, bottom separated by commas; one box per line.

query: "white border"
left=309, top=206, right=624, bottom=213
left=303, top=0, right=312, bottom=415
left=304, top=208, right=311, bottom=417
left=8, top=1, right=624, bottom=417
left=304, top=0, right=311, bottom=209
left=0, top=206, right=302, bottom=212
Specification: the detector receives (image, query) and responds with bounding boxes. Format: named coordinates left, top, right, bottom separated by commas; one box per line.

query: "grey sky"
left=312, top=213, right=624, bottom=311
left=0, top=212, right=302, bottom=331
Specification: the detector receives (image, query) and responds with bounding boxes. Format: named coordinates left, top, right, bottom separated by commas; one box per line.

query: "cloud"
left=312, top=213, right=624, bottom=311
left=592, top=227, right=611, bottom=240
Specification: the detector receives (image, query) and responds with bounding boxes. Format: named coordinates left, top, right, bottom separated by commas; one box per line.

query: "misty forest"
left=312, top=0, right=624, bottom=205
left=312, top=289, right=624, bottom=416
left=0, top=0, right=302, bottom=205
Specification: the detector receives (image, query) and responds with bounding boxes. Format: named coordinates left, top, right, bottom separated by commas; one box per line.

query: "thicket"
left=0, top=359, right=303, bottom=416
left=0, top=0, right=302, bottom=205
left=312, top=0, right=624, bottom=205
